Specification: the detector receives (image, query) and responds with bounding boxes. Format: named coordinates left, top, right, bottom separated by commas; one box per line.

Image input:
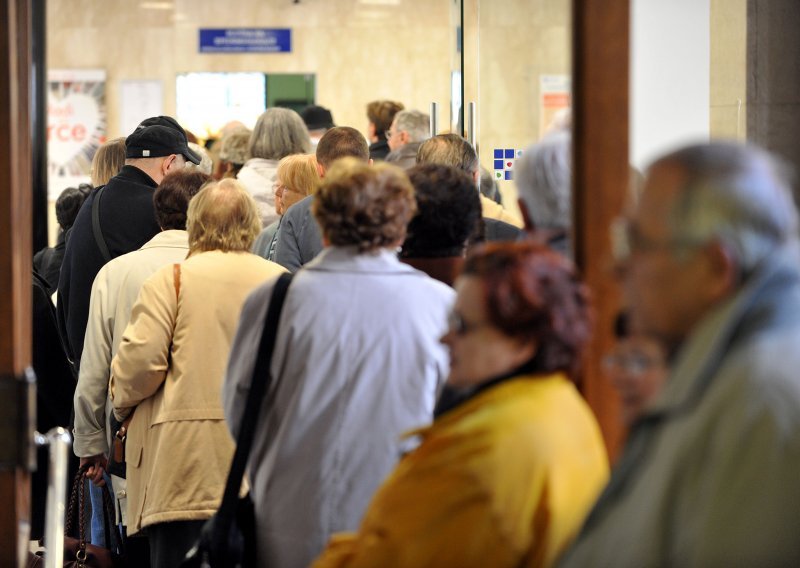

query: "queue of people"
left=27, top=101, right=800, bottom=567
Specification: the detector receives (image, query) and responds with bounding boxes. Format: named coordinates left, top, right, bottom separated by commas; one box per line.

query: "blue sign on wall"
left=199, top=28, right=292, bottom=54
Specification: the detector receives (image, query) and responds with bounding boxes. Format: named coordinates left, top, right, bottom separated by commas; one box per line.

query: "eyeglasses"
left=447, top=311, right=491, bottom=336
left=384, top=130, right=395, bottom=139
left=273, top=182, right=304, bottom=196
left=610, top=217, right=706, bottom=263
left=602, top=351, right=661, bottom=376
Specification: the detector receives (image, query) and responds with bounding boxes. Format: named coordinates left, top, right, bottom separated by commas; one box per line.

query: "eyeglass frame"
left=602, top=350, right=662, bottom=376
left=447, top=311, right=493, bottom=336
left=273, top=182, right=305, bottom=196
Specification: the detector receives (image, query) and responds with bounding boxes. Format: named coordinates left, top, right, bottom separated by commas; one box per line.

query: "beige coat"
left=110, top=250, right=285, bottom=533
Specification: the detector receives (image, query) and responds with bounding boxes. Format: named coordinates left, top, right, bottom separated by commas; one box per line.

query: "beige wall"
left=467, top=0, right=571, bottom=211
left=710, top=0, right=747, bottom=140
left=47, top=0, right=456, bottom=141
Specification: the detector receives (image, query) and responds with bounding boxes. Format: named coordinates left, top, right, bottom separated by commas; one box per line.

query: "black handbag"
left=181, top=273, right=294, bottom=568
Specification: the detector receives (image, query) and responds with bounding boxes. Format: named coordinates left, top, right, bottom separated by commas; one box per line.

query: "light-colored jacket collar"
left=304, top=245, right=420, bottom=275
left=241, top=157, right=278, bottom=176
left=644, top=242, right=800, bottom=418
left=140, top=229, right=189, bottom=251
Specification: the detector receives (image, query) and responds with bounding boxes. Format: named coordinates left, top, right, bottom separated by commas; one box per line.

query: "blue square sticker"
left=494, top=149, right=503, bottom=159
left=493, top=159, right=504, bottom=170
left=505, top=149, right=515, bottom=159
left=505, top=171, right=513, bottom=181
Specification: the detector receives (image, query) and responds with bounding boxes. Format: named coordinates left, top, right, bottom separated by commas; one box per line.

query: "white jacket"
left=223, top=246, right=454, bottom=568
left=237, top=157, right=279, bottom=227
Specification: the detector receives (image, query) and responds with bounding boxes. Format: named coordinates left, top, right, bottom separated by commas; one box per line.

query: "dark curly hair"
left=154, top=170, right=211, bottom=230
left=312, top=159, right=417, bottom=253
left=462, top=241, right=592, bottom=382
left=402, top=164, right=481, bottom=258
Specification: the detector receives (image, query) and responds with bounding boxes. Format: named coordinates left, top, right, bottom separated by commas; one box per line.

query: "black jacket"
left=56, top=165, right=160, bottom=370
left=33, top=230, right=66, bottom=294
left=369, top=139, right=391, bottom=161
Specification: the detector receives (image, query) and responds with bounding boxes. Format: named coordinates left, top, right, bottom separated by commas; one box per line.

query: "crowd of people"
left=29, top=99, right=800, bottom=567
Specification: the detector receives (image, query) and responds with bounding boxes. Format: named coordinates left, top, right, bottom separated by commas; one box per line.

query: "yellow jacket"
left=110, top=250, right=285, bottom=533
left=313, top=374, right=609, bottom=568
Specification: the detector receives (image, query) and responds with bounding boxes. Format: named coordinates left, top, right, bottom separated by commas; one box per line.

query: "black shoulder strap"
left=213, top=273, right=294, bottom=534
left=91, top=186, right=112, bottom=263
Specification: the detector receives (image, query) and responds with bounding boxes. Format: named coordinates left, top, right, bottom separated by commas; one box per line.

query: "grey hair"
left=248, top=108, right=311, bottom=160
left=514, top=129, right=571, bottom=230
left=219, top=128, right=252, bottom=165
left=186, top=142, right=213, bottom=175
left=416, top=134, right=478, bottom=174
left=658, top=141, right=798, bottom=273
left=394, top=110, right=430, bottom=143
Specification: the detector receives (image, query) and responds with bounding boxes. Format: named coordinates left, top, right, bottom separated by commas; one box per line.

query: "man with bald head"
left=58, top=117, right=201, bottom=373
left=273, top=126, right=370, bottom=272
left=560, top=142, right=800, bottom=567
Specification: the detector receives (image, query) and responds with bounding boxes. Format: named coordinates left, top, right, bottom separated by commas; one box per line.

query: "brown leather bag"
left=27, top=465, right=124, bottom=567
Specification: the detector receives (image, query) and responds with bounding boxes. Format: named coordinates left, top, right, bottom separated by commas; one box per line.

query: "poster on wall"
left=539, top=75, right=571, bottom=137
left=120, top=80, right=163, bottom=138
left=48, top=69, right=106, bottom=200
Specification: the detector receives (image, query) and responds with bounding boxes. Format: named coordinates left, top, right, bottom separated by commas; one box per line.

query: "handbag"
left=27, top=464, right=125, bottom=567
left=181, top=272, right=294, bottom=568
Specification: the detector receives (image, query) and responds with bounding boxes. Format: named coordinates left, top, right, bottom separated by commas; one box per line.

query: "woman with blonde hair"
left=237, top=107, right=311, bottom=227
left=110, top=178, right=285, bottom=567
left=91, top=137, right=126, bottom=187
left=252, top=153, right=320, bottom=260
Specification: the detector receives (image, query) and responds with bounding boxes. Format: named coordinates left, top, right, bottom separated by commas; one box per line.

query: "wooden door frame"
left=572, top=0, right=630, bottom=460
left=0, top=0, right=33, bottom=565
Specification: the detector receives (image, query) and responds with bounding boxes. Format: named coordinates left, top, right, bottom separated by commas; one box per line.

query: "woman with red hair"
left=313, top=241, right=609, bottom=568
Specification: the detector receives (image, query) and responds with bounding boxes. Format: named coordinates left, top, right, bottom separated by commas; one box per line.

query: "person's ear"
left=702, top=240, right=738, bottom=303
left=316, top=162, right=326, bottom=178
left=368, top=158, right=374, bottom=166
left=162, top=154, right=176, bottom=176
left=472, top=169, right=480, bottom=184
left=399, top=131, right=410, bottom=145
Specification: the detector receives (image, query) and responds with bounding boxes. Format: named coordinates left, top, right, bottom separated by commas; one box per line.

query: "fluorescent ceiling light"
left=141, top=1, right=174, bottom=9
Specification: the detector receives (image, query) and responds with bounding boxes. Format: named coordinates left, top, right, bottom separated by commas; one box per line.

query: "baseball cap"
left=300, top=105, right=335, bottom=131
left=125, top=125, right=202, bottom=164
left=134, top=116, right=202, bottom=164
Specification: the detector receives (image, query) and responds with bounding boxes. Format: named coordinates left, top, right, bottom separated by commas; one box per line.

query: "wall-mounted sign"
left=199, top=28, right=292, bottom=54
left=47, top=69, right=106, bottom=199
left=539, top=75, right=571, bottom=137
left=493, top=148, right=523, bottom=181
